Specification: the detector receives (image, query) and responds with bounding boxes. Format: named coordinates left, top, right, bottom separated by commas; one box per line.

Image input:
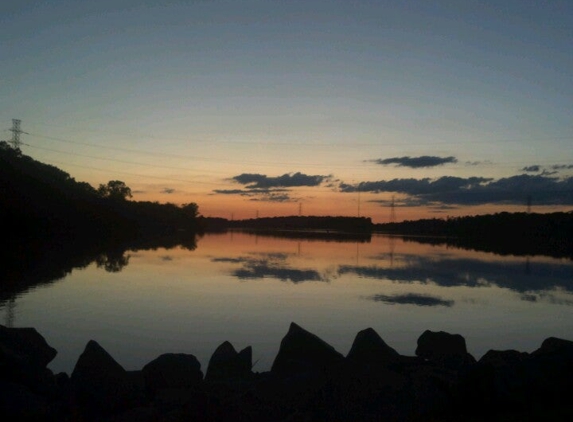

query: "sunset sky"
left=1, top=0, right=572, bottom=222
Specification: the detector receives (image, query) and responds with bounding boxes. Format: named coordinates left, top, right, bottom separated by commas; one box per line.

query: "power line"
left=25, top=143, right=231, bottom=176
left=26, top=132, right=375, bottom=169
left=25, top=131, right=573, bottom=172
left=12, top=117, right=573, bottom=147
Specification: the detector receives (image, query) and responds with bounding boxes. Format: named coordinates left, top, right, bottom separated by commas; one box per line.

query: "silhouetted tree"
left=181, top=202, right=199, bottom=218
left=97, top=180, right=132, bottom=201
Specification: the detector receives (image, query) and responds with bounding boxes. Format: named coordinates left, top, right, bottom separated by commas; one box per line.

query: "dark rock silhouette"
left=205, top=341, right=252, bottom=382
left=69, top=340, right=143, bottom=416
left=416, top=329, right=476, bottom=368
left=142, top=353, right=203, bottom=395
left=271, top=322, right=344, bottom=376
left=346, top=327, right=400, bottom=367
left=2, top=323, right=573, bottom=421
left=0, top=325, right=57, bottom=368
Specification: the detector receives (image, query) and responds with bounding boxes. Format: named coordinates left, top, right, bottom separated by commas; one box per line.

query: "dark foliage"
left=375, top=212, right=573, bottom=259
left=0, top=141, right=202, bottom=240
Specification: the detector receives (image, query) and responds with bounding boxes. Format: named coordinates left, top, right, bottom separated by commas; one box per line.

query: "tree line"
left=0, top=141, right=202, bottom=241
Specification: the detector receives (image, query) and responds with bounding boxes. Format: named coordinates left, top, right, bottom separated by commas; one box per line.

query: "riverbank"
left=1, top=322, right=572, bottom=421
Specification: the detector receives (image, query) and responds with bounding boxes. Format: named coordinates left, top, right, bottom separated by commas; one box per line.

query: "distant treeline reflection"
left=379, top=212, right=573, bottom=259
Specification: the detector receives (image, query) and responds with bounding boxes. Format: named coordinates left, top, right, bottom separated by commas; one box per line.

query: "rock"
left=0, top=324, right=57, bottom=368
left=532, top=337, right=573, bottom=359
left=205, top=341, right=252, bottom=382
left=0, top=325, right=58, bottom=396
left=479, top=349, right=529, bottom=367
left=416, top=330, right=475, bottom=368
left=346, top=327, right=400, bottom=367
left=524, top=337, right=573, bottom=404
left=142, top=353, right=203, bottom=394
left=271, top=322, right=344, bottom=376
left=70, top=340, right=143, bottom=416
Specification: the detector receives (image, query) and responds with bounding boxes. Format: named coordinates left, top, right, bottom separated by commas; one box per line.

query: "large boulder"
left=205, top=341, right=252, bottom=382
left=524, top=337, right=573, bottom=404
left=416, top=330, right=475, bottom=368
left=0, top=325, right=58, bottom=396
left=346, top=327, right=400, bottom=367
left=532, top=337, right=573, bottom=359
left=142, top=353, right=203, bottom=395
left=271, top=322, right=344, bottom=376
left=70, top=340, right=143, bottom=416
left=0, top=325, right=57, bottom=368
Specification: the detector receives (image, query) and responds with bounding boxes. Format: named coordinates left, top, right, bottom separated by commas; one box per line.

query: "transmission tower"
left=389, top=195, right=396, bottom=223
left=9, top=119, right=24, bottom=149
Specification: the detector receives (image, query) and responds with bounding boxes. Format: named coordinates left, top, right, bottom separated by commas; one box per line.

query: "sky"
left=1, top=0, right=572, bottom=223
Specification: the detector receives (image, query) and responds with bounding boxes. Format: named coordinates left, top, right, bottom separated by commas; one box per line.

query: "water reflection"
left=214, top=253, right=328, bottom=283
left=1, top=231, right=573, bottom=375
left=339, top=255, right=573, bottom=296
left=209, top=234, right=573, bottom=303
left=95, top=250, right=130, bottom=273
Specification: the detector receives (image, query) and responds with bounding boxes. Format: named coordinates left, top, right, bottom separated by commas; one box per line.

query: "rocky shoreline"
left=1, top=322, right=572, bottom=421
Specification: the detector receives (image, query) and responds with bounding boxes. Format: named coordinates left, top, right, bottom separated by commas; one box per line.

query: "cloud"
left=521, top=164, right=573, bottom=175
left=340, top=175, right=573, bottom=206
left=213, top=171, right=330, bottom=202
left=340, top=176, right=491, bottom=195
left=465, top=160, right=492, bottom=166
left=367, top=293, right=454, bottom=307
left=249, top=193, right=294, bottom=202
left=161, top=188, right=175, bottom=194
left=232, top=172, right=331, bottom=189
left=369, top=156, right=457, bottom=168
left=213, top=188, right=294, bottom=202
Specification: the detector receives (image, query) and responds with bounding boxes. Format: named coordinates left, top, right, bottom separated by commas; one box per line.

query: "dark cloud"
left=465, top=160, right=491, bottom=166
left=340, top=176, right=491, bottom=195
left=161, top=188, right=175, bottom=194
left=249, top=193, right=293, bottom=202
left=213, top=189, right=250, bottom=195
left=340, top=175, right=573, bottom=206
left=232, top=172, right=330, bottom=189
left=521, top=164, right=573, bottom=175
left=213, top=188, right=293, bottom=202
left=368, top=293, right=454, bottom=307
left=370, top=156, right=457, bottom=168
left=213, top=172, right=329, bottom=202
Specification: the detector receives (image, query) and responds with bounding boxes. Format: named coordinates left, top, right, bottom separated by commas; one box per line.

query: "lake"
left=2, top=231, right=573, bottom=375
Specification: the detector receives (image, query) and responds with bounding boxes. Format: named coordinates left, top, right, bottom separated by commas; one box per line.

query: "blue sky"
left=1, top=0, right=572, bottom=221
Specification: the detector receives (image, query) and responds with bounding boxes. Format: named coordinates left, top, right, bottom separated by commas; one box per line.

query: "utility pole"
left=298, top=202, right=302, bottom=216
left=9, top=119, right=25, bottom=149
left=526, top=195, right=532, bottom=214
left=389, top=195, right=396, bottom=223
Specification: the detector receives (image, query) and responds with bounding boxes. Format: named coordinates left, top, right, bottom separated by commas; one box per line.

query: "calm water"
left=2, top=231, right=573, bottom=375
